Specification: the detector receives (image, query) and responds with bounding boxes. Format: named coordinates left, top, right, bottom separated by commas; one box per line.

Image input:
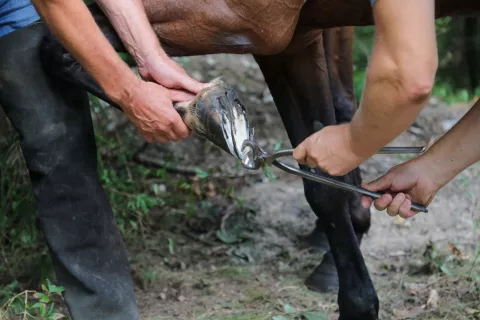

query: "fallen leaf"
left=426, top=289, right=439, bottom=309
left=448, top=243, right=463, bottom=258
left=207, top=182, right=216, bottom=197
left=465, top=308, right=480, bottom=318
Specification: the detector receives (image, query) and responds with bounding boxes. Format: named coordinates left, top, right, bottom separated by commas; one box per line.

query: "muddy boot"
left=305, top=251, right=339, bottom=293
left=0, top=22, right=139, bottom=320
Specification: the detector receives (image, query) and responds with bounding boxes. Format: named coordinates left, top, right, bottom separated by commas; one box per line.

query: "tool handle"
left=267, top=145, right=425, bottom=163
left=270, top=157, right=428, bottom=213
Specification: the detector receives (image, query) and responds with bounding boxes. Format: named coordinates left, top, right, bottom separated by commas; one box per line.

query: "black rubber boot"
left=0, top=22, right=139, bottom=320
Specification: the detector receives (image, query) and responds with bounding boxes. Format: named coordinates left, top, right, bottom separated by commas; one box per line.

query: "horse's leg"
left=292, top=27, right=372, bottom=292
left=254, top=31, right=379, bottom=319
left=324, top=27, right=372, bottom=245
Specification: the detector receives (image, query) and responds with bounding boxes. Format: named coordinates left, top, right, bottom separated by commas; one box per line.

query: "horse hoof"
left=304, top=252, right=339, bottom=293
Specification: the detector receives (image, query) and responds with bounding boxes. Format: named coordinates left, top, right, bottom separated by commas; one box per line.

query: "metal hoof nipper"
left=176, top=79, right=428, bottom=213
left=240, top=139, right=428, bottom=213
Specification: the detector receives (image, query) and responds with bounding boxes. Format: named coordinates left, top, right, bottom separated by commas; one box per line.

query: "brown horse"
left=39, top=1, right=480, bottom=319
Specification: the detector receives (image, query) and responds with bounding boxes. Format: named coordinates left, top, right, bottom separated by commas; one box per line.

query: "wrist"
left=347, top=120, right=380, bottom=159
left=103, top=68, right=142, bottom=110
left=134, top=46, right=167, bottom=71
left=416, top=150, right=454, bottom=190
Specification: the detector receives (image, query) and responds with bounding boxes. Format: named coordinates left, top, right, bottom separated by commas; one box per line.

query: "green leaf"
left=272, top=316, right=290, bottom=320
left=48, top=303, right=55, bottom=315
left=129, top=220, right=138, bottom=230
left=194, top=168, right=209, bottom=179
left=46, top=279, right=52, bottom=292
left=37, top=292, right=51, bottom=303
left=303, top=311, right=328, bottom=320
left=40, top=303, right=47, bottom=317
left=274, top=140, right=283, bottom=151
left=216, top=229, right=239, bottom=244
left=283, top=304, right=296, bottom=314
left=457, top=89, right=470, bottom=103
left=47, top=284, right=64, bottom=294
left=31, top=302, right=43, bottom=309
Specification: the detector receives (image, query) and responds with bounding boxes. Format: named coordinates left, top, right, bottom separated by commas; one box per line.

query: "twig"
left=22, top=291, right=27, bottom=320
left=0, top=290, right=36, bottom=317
left=108, top=187, right=137, bottom=198
left=220, top=205, right=236, bottom=233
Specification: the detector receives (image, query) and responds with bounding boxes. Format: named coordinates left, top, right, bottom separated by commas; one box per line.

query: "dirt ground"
left=4, top=53, right=473, bottom=320
left=97, top=53, right=478, bottom=320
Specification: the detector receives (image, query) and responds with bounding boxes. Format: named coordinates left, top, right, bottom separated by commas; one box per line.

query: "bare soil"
left=119, top=54, right=480, bottom=320
left=5, top=53, right=477, bottom=320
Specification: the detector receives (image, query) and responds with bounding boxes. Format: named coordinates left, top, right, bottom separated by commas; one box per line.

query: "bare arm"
left=31, top=0, right=139, bottom=105
left=362, top=100, right=480, bottom=218
left=420, top=99, right=480, bottom=186
left=293, top=0, right=438, bottom=176
left=96, top=0, right=162, bottom=67
left=349, top=0, right=438, bottom=158
left=95, top=0, right=203, bottom=92
left=31, top=0, right=204, bottom=142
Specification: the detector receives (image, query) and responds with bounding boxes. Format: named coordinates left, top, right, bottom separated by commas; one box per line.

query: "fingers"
left=360, top=191, right=393, bottom=211
left=363, top=173, right=394, bottom=192
left=173, top=70, right=209, bottom=94
left=169, top=89, right=196, bottom=103
left=361, top=196, right=373, bottom=209
left=373, top=193, right=394, bottom=211
left=386, top=193, right=406, bottom=216
left=293, top=141, right=308, bottom=164
left=171, top=118, right=190, bottom=140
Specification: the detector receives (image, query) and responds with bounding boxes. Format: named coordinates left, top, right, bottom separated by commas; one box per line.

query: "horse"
left=39, top=1, right=480, bottom=319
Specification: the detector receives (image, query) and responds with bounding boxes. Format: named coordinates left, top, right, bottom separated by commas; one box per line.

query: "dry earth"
left=124, top=54, right=479, bottom=320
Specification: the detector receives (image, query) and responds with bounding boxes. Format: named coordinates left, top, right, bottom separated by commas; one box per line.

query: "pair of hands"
left=293, top=124, right=440, bottom=219
left=124, top=56, right=439, bottom=218
left=122, top=54, right=208, bottom=143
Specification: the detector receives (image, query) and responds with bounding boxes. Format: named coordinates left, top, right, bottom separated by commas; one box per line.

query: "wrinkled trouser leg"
left=0, top=22, right=139, bottom=320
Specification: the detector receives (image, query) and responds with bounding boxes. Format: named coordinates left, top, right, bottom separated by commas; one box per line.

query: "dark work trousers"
left=0, top=21, right=140, bottom=320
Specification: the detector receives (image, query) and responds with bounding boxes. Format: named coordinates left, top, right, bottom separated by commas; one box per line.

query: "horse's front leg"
left=254, top=30, right=378, bottom=320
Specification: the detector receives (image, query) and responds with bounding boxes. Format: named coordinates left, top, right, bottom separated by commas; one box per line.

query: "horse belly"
left=142, top=0, right=305, bottom=56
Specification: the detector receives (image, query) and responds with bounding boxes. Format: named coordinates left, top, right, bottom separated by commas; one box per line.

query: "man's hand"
left=138, top=53, right=206, bottom=94
left=293, top=124, right=367, bottom=176
left=360, top=158, right=441, bottom=218
left=124, top=80, right=196, bottom=143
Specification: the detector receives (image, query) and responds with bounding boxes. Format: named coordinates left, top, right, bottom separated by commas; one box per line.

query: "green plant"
left=0, top=279, right=65, bottom=319
left=0, top=136, right=37, bottom=247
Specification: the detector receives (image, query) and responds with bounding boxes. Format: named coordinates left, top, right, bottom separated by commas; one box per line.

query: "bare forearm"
left=31, top=0, right=140, bottom=105
left=349, top=62, right=428, bottom=158
left=96, top=0, right=165, bottom=67
left=422, top=100, right=480, bottom=186
left=348, top=0, right=437, bottom=159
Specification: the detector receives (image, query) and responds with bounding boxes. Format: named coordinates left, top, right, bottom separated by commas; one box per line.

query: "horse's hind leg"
left=254, top=30, right=378, bottom=319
